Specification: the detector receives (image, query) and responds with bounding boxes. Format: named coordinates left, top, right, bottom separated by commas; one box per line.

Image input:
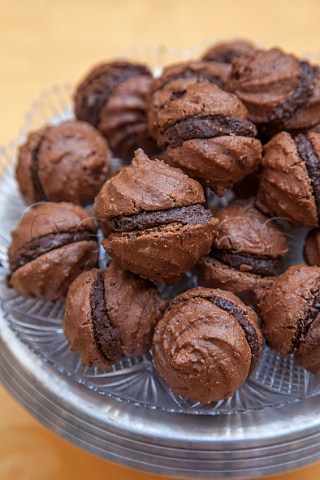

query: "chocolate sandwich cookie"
left=74, top=60, right=158, bottom=161
left=258, top=265, right=320, bottom=374
left=304, top=229, right=320, bottom=266
left=16, top=120, right=111, bottom=205
left=256, top=131, right=320, bottom=228
left=151, top=79, right=262, bottom=195
left=94, top=148, right=218, bottom=284
left=147, top=60, right=231, bottom=139
left=8, top=203, right=98, bottom=300
left=152, top=287, right=263, bottom=403
left=201, top=39, right=256, bottom=64
left=197, top=199, right=288, bottom=302
left=63, top=262, right=168, bottom=368
left=228, top=48, right=320, bottom=135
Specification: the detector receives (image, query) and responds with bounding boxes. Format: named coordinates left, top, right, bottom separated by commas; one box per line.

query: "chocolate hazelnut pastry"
left=258, top=265, right=320, bottom=374
left=201, top=39, right=256, bottom=64
left=147, top=60, right=231, bottom=139
left=93, top=149, right=218, bottom=284
left=63, top=262, right=168, bottom=368
left=16, top=120, right=111, bottom=205
left=304, top=228, right=320, bottom=266
left=74, top=60, right=158, bottom=161
left=197, top=198, right=288, bottom=302
left=8, top=203, right=98, bottom=300
left=152, top=287, right=263, bottom=403
left=256, top=131, right=320, bottom=228
left=228, top=48, right=320, bottom=135
left=151, top=79, right=262, bottom=195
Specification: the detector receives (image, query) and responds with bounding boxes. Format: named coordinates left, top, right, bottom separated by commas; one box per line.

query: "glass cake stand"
left=1, top=47, right=320, bottom=480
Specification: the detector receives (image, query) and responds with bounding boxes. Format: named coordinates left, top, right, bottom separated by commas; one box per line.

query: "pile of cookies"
left=7, top=39, right=320, bottom=404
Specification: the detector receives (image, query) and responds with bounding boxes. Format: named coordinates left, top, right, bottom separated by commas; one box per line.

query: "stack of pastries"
left=7, top=39, right=320, bottom=404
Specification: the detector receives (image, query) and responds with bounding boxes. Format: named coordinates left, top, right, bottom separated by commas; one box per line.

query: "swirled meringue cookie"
left=197, top=198, right=288, bottom=302
left=152, top=287, right=263, bottom=403
left=74, top=60, right=158, bottom=161
left=150, top=79, right=262, bottom=195
left=256, top=131, right=320, bottom=228
left=63, top=262, right=168, bottom=368
left=228, top=48, right=320, bottom=135
left=8, top=202, right=99, bottom=300
left=258, top=265, right=320, bottom=374
left=147, top=60, right=230, bottom=140
left=16, top=120, right=111, bottom=205
left=94, top=149, right=218, bottom=284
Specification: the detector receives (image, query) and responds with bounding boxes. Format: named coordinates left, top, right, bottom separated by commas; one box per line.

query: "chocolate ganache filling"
left=107, top=204, right=212, bottom=233
left=174, top=292, right=260, bottom=373
left=77, top=65, right=150, bottom=127
left=293, top=286, right=320, bottom=351
left=211, top=248, right=282, bottom=277
left=209, top=294, right=260, bottom=373
left=269, top=62, right=317, bottom=124
left=159, top=115, right=257, bottom=149
left=294, top=133, right=320, bottom=217
left=11, top=230, right=97, bottom=271
left=90, top=271, right=122, bottom=362
left=31, top=133, right=47, bottom=201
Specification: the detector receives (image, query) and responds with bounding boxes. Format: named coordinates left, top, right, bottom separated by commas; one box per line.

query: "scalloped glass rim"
left=0, top=46, right=319, bottom=417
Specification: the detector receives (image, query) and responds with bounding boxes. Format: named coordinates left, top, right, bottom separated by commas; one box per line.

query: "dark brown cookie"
left=74, top=60, right=158, bottom=161
left=256, top=131, right=320, bottom=228
left=228, top=48, right=320, bottom=135
left=63, top=262, right=168, bottom=368
left=197, top=198, right=288, bottom=302
left=147, top=60, right=230, bottom=139
left=94, top=149, right=218, bottom=284
left=150, top=79, right=262, bottom=195
left=152, top=287, right=263, bottom=403
left=304, top=229, right=320, bottom=266
left=16, top=120, right=111, bottom=205
left=201, top=39, right=256, bottom=64
left=258, top=264, right=320, bottom=374
left=8, top=203, right=99, bottom=300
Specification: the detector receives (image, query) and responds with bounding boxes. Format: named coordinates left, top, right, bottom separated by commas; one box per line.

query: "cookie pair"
left=259, top=265, right=320, bottom=374
left=8, top=149, right=217, bottom=303
left=148, top=77, right=262, bottom=196
left=8, top=202, right=99, bottom=300
left=64, top=275, right=263, bottom=404
left=64, top=263, right=320, bottom=402
left=16, top=120, right=111, bottom=206
left=94, top=148, right=218, bottom=284
left=63, top=261, right=168, bottom=367
left=197, top=198, right=288, bottom=302
left=74, top=60, right=158, bottom=161
left=257, top=131, right=320, bottom=228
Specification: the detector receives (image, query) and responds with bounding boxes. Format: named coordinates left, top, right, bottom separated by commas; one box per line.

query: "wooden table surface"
left=1, top=1, right=320, bottom=478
